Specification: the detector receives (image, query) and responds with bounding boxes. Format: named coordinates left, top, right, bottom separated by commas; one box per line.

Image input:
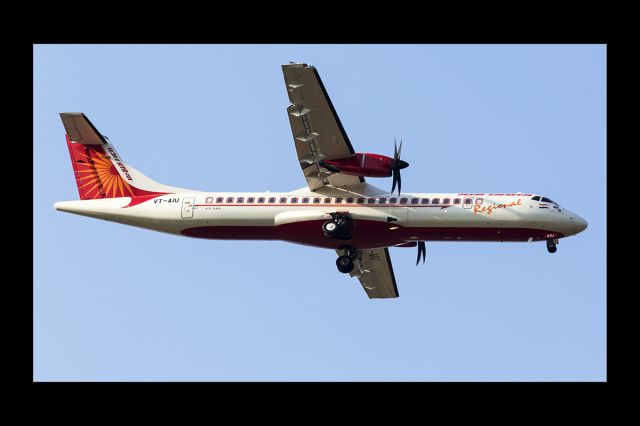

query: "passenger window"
left=216, top=197, right=224, bottom=203
left=301, top=197, right=310, bottom=203
left=346, top=197, right=354, bottom=203
left=378, top=198, right=387, bottom=204
left=335, top=198, right=343, bottom=204
left=475, top=198, right=483, bottom=204
left=279, top=197, right=287, bottom=203
left=268, top=197, right=276, bottom=203
left=290, top=197, right=298, bottom=203
left=453, top=198, right=461, bottom=204
left=247, top=197, right=255, bottom=203
left=464, top=197, right=472, bottom=205
left=410, top=198, right=419, bottom=205
left=421, top=198, right=430, bottom=204
left=313, top=197, right=321, bottom=204
left=236, top=197, right=244, bottom=203
left=357, top=198, right=365, bottom=204
left=205, top=197, right=213, bottom=203
left=257, top=197, right=265, bottom=203
left=324, top=197, right=332, bottom=203
left=390, top=197, right=398, bottom=204
left=432, top=198, right=440, bottom=204
left=226, top=197, right=234, bottom=203
left=367, top=198, right=376, bottom=204
left=400, top=198, right=408, bottom=204
left=443, top=198, right=451, bottom=204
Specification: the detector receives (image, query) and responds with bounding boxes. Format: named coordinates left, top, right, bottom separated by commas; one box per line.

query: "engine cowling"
left=319, top=153, right=394, bottom=178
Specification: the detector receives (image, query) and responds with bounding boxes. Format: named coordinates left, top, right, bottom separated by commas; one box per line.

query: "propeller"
left=390, top=138, right=409, bottom=195
left=416, top=241, right=426, bottom=265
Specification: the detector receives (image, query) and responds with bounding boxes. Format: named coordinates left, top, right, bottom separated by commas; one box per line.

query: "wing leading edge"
left=282, top=63, right=365, bottom=191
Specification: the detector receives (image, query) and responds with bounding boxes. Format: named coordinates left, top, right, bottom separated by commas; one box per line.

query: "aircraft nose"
left=573, top=215, right=588, bottom=234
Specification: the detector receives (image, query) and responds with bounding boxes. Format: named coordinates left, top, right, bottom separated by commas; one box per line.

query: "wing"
left=337, top=247, right=399, bottom=299
left=282, top=63, right=365, bottom=191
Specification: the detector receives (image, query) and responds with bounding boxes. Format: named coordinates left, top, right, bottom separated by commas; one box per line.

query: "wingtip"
left=282, top=62, right=309, bottom=68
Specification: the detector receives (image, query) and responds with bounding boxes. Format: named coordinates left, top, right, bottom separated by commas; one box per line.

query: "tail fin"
left=60, top=112, right=196, bottom=200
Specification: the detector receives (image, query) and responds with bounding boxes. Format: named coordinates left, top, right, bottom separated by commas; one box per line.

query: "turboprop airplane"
left=54, top=62, right=588, bottom=298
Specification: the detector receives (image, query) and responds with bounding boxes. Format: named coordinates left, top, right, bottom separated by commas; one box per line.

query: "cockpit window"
left=532, top=195, right=559, bottom=205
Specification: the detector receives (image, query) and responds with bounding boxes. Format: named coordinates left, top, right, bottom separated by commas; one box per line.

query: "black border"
left=29, top=25, right=610, bottom=389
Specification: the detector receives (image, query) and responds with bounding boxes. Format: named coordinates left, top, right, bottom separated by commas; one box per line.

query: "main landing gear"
left=546, top=238, right=558, bottom=254
left=323, top=212, right=358, bottom=273
left=336, top=255, right=355, bottom=273
left=336, top=245, right=358, bottom=274
left=322, top=212, right=353, bottom=240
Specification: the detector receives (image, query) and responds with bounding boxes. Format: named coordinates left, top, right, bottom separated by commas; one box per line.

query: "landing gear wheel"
left=322, top=213, right=353, bottom=240
left=322, top=220, right=339, bottom=237
left=546, top=238, right=558, bottom=254
left=336, top=255, right=355, bottom=273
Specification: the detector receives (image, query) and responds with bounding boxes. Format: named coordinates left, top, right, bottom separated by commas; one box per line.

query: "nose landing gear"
left=546, top=238, right=558, bottom=253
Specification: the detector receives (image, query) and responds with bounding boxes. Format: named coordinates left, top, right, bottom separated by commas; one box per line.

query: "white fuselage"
left=54, top=187, right=587, bottom=250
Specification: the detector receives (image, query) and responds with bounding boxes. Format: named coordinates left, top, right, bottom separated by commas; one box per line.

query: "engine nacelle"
left=319, top=153, right=393, bottom=178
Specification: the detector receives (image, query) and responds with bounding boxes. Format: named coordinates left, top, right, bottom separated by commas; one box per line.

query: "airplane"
left=54, top=62, right=588, bottom=299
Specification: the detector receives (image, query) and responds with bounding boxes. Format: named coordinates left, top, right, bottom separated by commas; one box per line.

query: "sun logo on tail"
left=72, top=144, right=135, bottom=199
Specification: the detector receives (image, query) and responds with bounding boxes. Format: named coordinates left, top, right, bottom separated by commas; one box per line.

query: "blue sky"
left=34, top=44, right=606, bottom=381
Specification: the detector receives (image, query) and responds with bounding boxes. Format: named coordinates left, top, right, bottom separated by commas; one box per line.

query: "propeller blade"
left=394, top=138, right=398, bottom=161
left=391, top=169, right=397, bottom=194
left=390, top=138, right=408, bottom=195
left=416, top=241, right=426, bottom=265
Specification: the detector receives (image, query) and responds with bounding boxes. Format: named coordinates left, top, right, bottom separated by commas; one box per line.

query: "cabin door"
left=181, top=197, right=195, bottom=218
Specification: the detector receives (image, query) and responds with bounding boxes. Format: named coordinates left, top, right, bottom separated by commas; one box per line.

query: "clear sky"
left=34, top=44, right=606, bottom=381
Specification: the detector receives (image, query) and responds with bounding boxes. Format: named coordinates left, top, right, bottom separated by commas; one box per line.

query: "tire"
left=547, top=244, right=557, bottom=253
left=323, top=220, right=338, bottom=237
left=336, top=255, right=354, bottom=273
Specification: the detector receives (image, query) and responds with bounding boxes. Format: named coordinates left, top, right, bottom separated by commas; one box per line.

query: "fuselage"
left=54, top=189, right=588, bottom=250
